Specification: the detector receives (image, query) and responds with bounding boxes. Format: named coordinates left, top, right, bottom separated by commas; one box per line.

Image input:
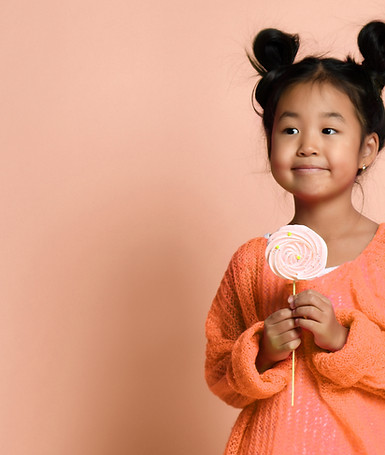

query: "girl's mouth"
left=292, top=165, right=328, bottom=173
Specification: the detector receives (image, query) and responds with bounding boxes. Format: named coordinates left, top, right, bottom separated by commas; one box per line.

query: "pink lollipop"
left=265, top=224, right=328, bottom=406
left=265, top=224, right=328, bottom=281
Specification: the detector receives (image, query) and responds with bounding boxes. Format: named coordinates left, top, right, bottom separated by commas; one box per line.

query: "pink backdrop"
left=1, top=1, right=385, bottom=454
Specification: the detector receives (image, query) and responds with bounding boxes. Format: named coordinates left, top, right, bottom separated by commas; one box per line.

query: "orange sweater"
left=205, top=224, right=385, bottom=455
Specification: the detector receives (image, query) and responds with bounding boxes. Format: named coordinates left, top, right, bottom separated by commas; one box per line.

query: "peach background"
left=1, top=1, right=385, bottom=454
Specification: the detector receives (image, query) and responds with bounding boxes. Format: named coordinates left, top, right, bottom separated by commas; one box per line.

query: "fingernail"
left=288, top=295, right=294, bottom=304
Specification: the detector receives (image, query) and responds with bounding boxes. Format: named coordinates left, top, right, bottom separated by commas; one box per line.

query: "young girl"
left=205, top=21, right=385, bottom=455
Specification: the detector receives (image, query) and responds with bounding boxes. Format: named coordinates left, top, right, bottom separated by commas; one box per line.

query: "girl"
left=205, top=21, right=385, bottom=455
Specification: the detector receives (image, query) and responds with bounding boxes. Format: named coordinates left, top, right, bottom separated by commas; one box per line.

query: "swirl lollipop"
left=265, top=224, right=328, bottom=405
left=265, top=224, right=328, bottom=283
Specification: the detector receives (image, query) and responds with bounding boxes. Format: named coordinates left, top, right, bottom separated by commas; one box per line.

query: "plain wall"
left=1, top=1, right=385, bottom=454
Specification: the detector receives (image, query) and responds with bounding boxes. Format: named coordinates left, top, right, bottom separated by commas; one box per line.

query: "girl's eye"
left=322, top=128, right=337, bottom=135
left=284, top=128, right=299, bottom=135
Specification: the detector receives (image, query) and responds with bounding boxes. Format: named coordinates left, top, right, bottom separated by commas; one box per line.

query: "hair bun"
left=358, top=21, right=385, bottom=88
left=249, top=28, right=300, bottom=75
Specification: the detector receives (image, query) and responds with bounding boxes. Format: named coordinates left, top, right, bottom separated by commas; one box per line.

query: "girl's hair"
left=248, top=21, right=385, bottom=166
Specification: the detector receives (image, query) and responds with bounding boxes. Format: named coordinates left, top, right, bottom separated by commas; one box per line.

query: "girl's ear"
left=360, top=132, right=379, bottom=168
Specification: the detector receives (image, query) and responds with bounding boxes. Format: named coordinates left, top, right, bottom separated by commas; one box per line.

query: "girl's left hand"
left=289, top=290, right=348, bottom=352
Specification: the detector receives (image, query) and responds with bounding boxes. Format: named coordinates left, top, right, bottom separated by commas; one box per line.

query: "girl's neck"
left=290, top=198, right=377, bottom=243
left=290, top=198, right=378, bottom=267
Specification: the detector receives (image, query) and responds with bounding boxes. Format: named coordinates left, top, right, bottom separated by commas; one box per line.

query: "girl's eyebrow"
left=322, top=112, right=345, bottom=122
left=277, top=111, right=345, bottom=122
left=277, top=111, right=298, bottom=121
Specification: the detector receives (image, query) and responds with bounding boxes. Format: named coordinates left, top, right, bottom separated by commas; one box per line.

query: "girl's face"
left=270, top=81, right=377, bottom=204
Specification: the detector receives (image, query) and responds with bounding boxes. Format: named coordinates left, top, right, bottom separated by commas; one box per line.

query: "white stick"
left=292, top=280, right=296, bottom=407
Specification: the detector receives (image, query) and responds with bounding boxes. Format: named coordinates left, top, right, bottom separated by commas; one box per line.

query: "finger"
left=265, top=316, right=296, bottom=336
left=281, top=337, right=301, bottom=352
left=269, top=328, right=301, bottom=352
left=275, top=328, right=301, bottom=346
left=292, top=305, right=323, bottom=322
left=266, top=308, right=294, bottom=325
left=300, top=289, right=331, bottom=307
left=295, top=317, right=320, bottom=333
left=289, top=290, right=330, bottom=311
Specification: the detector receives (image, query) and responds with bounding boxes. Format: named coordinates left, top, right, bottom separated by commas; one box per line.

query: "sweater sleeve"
left=205, top=247, right=292, bottom=408
left=310, top=309, right=385, bottom=397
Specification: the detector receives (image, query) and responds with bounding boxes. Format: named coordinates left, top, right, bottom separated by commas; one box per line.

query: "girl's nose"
left=296, top=146, right=318, bottom=157
left=296, top=139, right=319, bottom=156
left=296, top=131, right=319, bottom=156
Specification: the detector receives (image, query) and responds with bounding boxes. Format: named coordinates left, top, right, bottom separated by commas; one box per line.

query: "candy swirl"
left=265, top=225, right=328, bottom=280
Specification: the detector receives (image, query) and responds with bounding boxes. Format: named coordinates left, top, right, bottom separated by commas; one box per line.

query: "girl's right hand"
left=255, top=308, right=301, bottom=373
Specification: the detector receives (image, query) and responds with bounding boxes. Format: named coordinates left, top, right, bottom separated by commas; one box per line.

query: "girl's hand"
left=289, top=290, right=348, bottom=352
left=256, top=308, right=301, bottom=373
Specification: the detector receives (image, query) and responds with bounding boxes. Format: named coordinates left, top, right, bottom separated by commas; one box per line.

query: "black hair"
left=248, top=21, right=385, bottom=168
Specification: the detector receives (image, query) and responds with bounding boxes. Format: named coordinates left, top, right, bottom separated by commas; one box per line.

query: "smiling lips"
left=292, top=164, right=329, bottom=173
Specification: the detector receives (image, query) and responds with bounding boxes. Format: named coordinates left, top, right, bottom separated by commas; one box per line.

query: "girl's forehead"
left=275, top=81, right=358, bottom=120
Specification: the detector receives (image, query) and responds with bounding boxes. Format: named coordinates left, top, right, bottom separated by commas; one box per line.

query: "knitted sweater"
left=205, top=224, right=385, bottom=455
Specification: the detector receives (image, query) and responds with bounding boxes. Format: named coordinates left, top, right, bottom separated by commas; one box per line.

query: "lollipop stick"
left=265, top=225, right=328, bottom=409
left=291, top=280, right=296, bottom=407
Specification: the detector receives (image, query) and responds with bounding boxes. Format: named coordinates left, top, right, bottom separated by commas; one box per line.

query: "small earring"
left=362, top=164, right=367, bottom=171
